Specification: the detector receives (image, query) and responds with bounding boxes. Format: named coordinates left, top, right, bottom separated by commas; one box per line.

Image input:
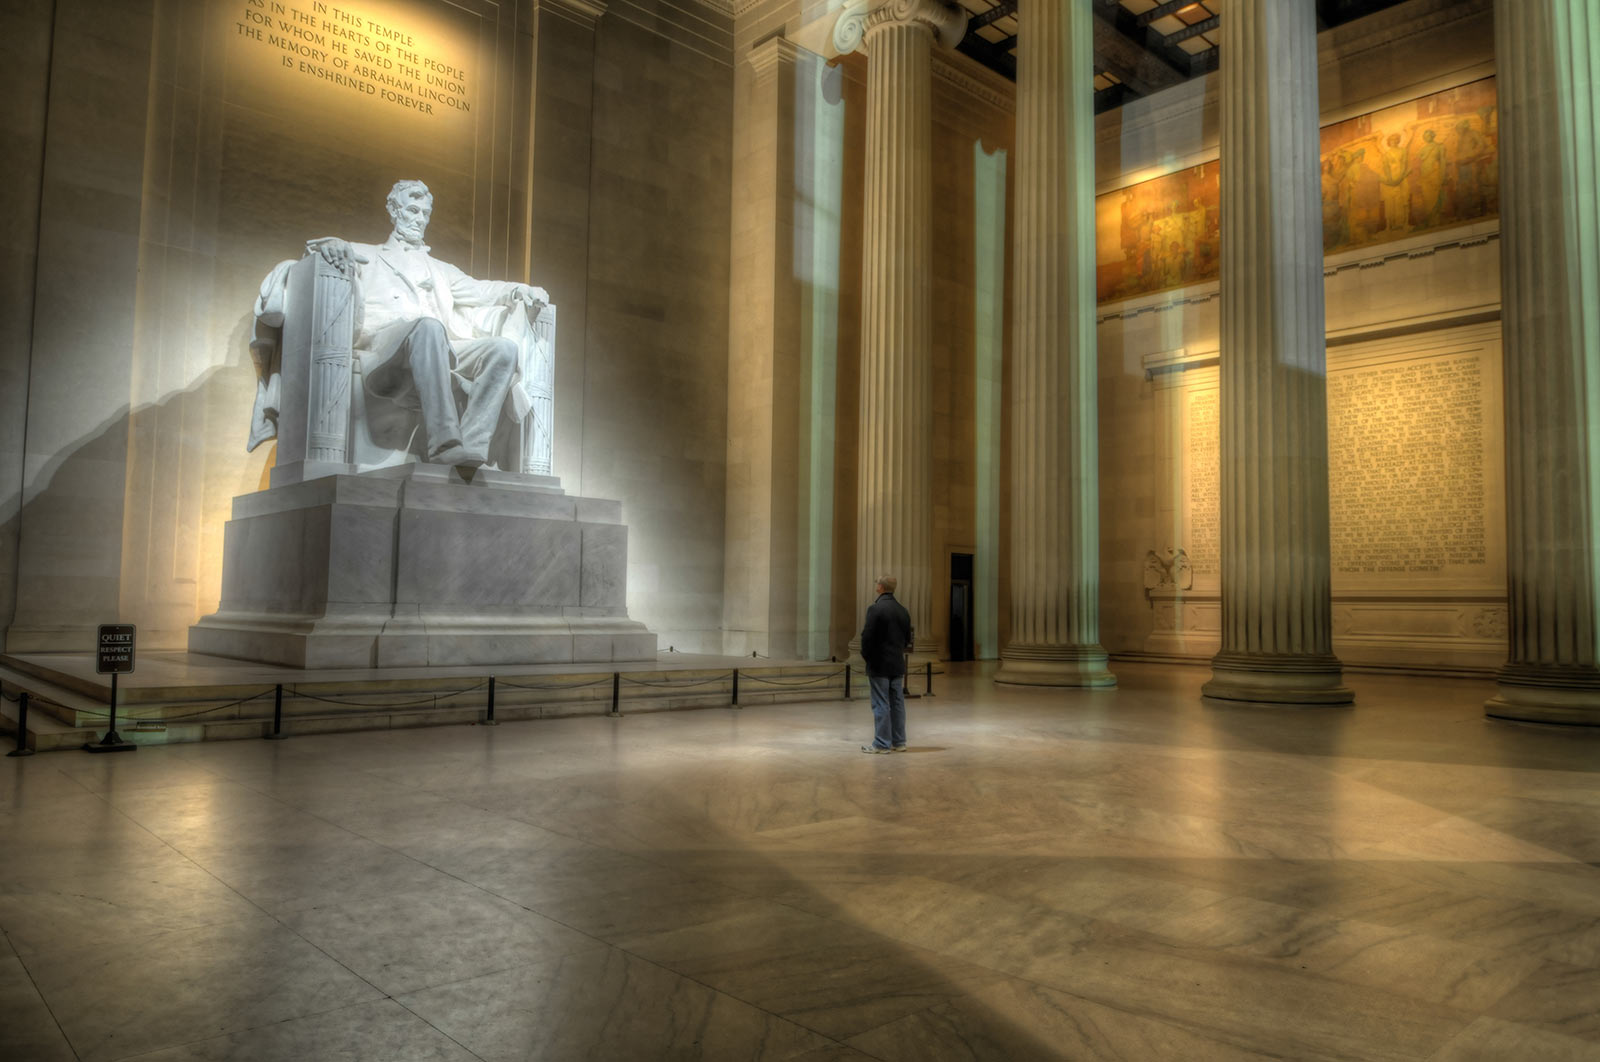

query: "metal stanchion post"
left=732, top=669, right=740, bottom=707
left=610, top=672, right=621, bottom=717
left=265, top=684, right=286, bottom=740
left=85, top=672, right=136, bottom=753
left=7, top=692, right=34, bottom=757
left=484, top=676, right=498, bottom=726
left=926, top=660, right=934, bottom=697
left=844, top=665, right=851, bottom=700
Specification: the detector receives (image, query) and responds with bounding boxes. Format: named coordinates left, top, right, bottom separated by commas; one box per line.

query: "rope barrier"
left=619, top=672, right=738, bottom=690
left=10, top=687, right=281, bottom=724
left=287, top=681, right=488, bottom=709
left=737, top=669, right=848, bottom=688
left=30, top=680, right=496, bottom=724
left=132, top=688, right=278, bottom=721
left=494, top=675, right=616, bottom=692
left=1, top=661, right=852, bottom=744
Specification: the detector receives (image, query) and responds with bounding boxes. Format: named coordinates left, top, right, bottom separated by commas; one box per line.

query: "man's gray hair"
left=876, top=575, right=897, bottom=593
left=386, top=179, right=433, bottom=215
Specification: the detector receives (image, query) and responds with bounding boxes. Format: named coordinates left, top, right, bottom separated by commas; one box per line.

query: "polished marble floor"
left=2, top=661, right=1598, bottom=1061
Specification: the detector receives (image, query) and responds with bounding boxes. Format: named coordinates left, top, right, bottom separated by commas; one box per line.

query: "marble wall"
left=0, top=2, right=54, bottom=651
left=717, top=0, right=1499, bottom=669
left=928, top=60, right=1015, bottom=662
left=578, top=9, right=734, bottom=652
left=1, top=0, right=735, bottom=654
left=7, top=0, right=158, bottom=651
left=1094, top=0, right=1503, bottom=671
left=3, top=0, right=1512, bottom=674
left=719, top=24, right=1016, bottom=663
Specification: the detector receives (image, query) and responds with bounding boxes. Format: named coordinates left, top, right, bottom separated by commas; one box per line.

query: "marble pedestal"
left=189, top=464, right=655, bottom=668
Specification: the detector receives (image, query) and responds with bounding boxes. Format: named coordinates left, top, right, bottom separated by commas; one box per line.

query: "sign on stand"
left=97, top=625, right=136, bottom=674
left=86, top=625, right=137, bottom=753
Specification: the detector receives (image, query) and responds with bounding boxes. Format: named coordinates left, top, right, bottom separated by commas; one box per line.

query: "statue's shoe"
left=430, top=445, right=488, bottom=469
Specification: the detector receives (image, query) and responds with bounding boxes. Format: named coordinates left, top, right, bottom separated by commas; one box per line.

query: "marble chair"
left=247, top=251, right=556, bottom=487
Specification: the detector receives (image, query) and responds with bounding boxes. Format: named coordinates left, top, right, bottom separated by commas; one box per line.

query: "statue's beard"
left=391, top=217, right=429, bottom=245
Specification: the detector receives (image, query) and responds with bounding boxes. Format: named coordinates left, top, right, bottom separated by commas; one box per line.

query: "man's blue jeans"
left=868, top=674, right=906, bottom=750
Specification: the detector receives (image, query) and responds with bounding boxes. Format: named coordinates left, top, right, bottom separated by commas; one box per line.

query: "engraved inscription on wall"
left=1328, top=353, right=1487, bottom=574
left=230, top=0, right=475, bottom=125
left=1185, top=387, right=1220, bottom=576
left=1180, top=350, right=1489, bottom=581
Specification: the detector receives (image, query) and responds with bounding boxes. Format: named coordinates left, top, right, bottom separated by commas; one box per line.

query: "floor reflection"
left=2, top=662, right=1597, bottom=1060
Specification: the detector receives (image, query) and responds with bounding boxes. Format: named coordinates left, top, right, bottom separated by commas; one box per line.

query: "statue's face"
left=390, top=196, right=433, bottom=243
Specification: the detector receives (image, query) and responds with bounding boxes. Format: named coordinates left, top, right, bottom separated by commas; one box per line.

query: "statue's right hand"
left=306, top=237, right=369, bottom=273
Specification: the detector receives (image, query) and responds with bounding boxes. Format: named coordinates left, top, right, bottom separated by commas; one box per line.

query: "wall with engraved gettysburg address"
left=2, top=0, right=735, bottom=653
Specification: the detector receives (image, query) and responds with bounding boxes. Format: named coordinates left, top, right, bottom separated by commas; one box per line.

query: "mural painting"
left=1096, top=163, right=1220, bottom=303
left=1095, top=77, right=1499, bottom=304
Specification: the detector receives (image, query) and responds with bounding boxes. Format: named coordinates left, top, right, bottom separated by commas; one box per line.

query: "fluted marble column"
left=835, top=0, right=964, bottom=661
left=1201, top=0, right=1352, bottom=706
left=1486, top=0, right=1600, bottom=726
left=994, top=0, right=1113, bottom=689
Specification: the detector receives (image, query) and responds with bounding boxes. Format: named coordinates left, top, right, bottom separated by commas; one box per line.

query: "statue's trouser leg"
left=453, top=337, right=518, bottom=456
left=395, top=319, right=465, bottom=458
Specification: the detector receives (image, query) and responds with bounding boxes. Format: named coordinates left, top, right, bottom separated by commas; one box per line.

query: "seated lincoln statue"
left=193, top=179, right=652, bottom=670
left=246, top=179, right=552, bottom=473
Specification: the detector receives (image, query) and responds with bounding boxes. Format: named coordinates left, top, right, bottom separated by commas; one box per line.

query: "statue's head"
left=386, top=179, right=433, bottom=244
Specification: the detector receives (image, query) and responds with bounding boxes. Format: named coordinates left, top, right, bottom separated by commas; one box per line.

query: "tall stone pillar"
left=527, top=0, right=605, bottom=492
left=995, top=0, right=1113, bottom=688
left=834, top=0, right=964, bottom=661
left=1200, top=0, right=1352, bottom=705
left=1486, top=0, right=1600, bottom=726
left=723, top=37, right=803, bottom=659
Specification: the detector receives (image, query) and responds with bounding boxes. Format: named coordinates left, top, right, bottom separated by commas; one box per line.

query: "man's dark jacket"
left=860, top=592, right=912, bottom=678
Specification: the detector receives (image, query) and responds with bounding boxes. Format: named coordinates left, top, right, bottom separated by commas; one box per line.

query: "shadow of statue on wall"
left=1, top=319, right=267, bottom=654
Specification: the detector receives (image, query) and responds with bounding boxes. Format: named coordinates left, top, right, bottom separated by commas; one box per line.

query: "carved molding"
left=536, top=0, right=607, bottom=25
left=833, top=0, right=966, bottom=55
left=932, top=49, right=1015, bottom=114
left=745, top=35, right=801, bottom=81
left=1097, top=226, right=1502, bottom=324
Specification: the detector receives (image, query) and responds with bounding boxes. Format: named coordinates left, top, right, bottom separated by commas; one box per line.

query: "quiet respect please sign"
left=97, top=625, right=136, bottom=674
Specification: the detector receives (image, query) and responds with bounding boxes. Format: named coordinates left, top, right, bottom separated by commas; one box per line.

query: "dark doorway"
left=949, top=552, right=975, bottom=662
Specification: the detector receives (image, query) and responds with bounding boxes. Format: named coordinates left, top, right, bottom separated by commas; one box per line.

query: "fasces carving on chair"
left=247, top=179, right=555, bottom=478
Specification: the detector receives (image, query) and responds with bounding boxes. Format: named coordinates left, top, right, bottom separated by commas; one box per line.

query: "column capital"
left=833, top=0, right=966, bottom=56
left=745, top=35, right=801, bottom=83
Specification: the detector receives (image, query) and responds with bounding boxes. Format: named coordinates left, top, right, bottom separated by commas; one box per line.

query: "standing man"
left=859, top=575, right=912, bottom=753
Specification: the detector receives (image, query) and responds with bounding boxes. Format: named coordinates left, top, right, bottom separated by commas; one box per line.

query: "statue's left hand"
left=512, top=285, right=550, bottom=315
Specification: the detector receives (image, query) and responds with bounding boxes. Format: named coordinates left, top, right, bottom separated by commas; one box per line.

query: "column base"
left=908, top=637, right=945, bottom=674
left=995, top=644, right=1116, bottom=689
left=1485, top=664, right=1600, bottom=726
left=1202, top=651, right=1352, bottom=706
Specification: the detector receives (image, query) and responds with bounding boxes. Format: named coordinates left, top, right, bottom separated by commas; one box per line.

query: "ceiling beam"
left=1135, top=0, right=1204, bottom=27
left=1162, top=14, right=1219, bottom=44
left=955, top=32, right=1016, bottom=80
left=968, top=1, right=1017, bottom=31
left=1090, top=6, right=1187, bottom=97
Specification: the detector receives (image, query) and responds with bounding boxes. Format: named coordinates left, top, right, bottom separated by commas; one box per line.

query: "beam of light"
left=974, top=139, right=1008, bottom=660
